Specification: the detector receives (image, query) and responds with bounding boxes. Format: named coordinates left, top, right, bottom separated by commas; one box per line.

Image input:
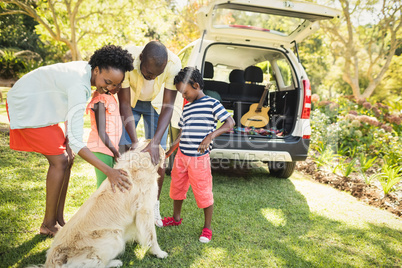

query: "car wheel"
left=268, top=161, right=296, bottom=178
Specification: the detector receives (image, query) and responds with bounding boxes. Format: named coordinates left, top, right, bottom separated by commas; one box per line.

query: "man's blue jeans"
left=120, top=100, right=168, bottom=149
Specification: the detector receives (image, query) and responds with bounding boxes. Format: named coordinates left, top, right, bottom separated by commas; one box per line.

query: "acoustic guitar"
left=240, top=83, right=272, bottom=128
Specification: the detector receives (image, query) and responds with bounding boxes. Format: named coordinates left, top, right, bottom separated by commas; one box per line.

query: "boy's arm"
left=198, top=116, right=235, bottom=154
left=93, top=102, right=120, bottom=161
left=166, top=129, right=182, bottom=158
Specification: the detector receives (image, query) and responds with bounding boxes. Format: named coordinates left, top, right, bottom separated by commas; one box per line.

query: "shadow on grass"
left=0, top=235, right=48, bottom=267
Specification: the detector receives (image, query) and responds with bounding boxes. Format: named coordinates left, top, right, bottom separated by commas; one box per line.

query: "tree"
left=320, top=0, right=402, bottom=101
left=299, top=32, right=332, bottom=94
left=167, top=0, right=202, bottom=53
left=0, top=4, right=40, bottom=52
left=0, top=0, right=177, bottom=61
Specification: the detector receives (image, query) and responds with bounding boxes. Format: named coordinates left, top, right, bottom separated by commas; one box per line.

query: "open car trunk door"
left=197, top=0, right=341, bottom=48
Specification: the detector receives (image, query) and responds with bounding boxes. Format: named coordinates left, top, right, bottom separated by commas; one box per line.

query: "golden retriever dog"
left=44, top=140, right=168, bottom=267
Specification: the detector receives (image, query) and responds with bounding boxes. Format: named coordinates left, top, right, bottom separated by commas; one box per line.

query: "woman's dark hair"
left=89, top=45, right=134, bottom=73
left=173, top=67, right=204, bottom=90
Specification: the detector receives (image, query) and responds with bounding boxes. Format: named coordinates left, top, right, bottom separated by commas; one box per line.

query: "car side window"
left=256, top=60, right=278, bottom=90
left=276, top=58, right=294, bottom=88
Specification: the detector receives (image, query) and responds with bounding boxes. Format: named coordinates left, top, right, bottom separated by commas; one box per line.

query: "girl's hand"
left=198, top=134, right=213, bottom=154
left=112, top=150, right=121, bottom=163
left=106, top=168, right=131, bottom=193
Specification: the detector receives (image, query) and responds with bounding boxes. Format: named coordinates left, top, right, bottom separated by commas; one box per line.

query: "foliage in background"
left=0, top=4, right=45, bottom=57
left=300, top=1, right=402, bottom=103
left=299, top=32, right=333, bottom=95
left=319, top=0, right=402, bottom=101
left=0, top=0, right=205, bottom=73
left=166, top=0, right=202, bottom=54
left=371, top=163, right=402, bottom=195
left=0, top=0, right=185, bottom=61
left=0, top=49, right=43, bottom=79
left=378, top=55, right=402, bottom=102
left=310, top=95, right=402, bottom=195
left=0, top=3, right=67, bottom=63
left=0, top=50, right=25, bottom=79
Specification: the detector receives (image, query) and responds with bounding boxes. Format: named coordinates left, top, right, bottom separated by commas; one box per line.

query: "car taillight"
left=301, top=79, right=311, bottom=119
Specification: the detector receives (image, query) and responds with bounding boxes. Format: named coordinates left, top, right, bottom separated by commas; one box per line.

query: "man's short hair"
left=141, top=41, right=168, bottom=68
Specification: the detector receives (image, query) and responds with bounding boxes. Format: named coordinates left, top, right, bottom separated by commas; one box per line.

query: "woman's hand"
left=105, top=168, right=131, bottom=193
left=77, top=147, right=131, bottom=193
left=65, top=136, right=76, bottom=163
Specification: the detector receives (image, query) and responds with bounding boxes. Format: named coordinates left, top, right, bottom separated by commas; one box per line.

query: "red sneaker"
left=156, top=217, right=182, bottom=228
left=199, top=228, right=212, bottom=243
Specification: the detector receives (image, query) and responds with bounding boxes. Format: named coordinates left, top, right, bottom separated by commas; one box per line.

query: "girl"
left=7, top=45, right=134, bottom=237
left=86, top=88, right=122, bottom=188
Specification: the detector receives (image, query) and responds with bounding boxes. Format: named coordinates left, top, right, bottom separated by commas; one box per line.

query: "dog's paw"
left=155, top=251, right=168, bottom=259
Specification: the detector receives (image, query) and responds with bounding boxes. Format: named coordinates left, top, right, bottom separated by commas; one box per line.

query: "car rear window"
left=211, top=7, right=304, bottom=37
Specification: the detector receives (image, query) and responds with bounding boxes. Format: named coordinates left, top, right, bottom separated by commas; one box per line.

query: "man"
left=118, top=41, right=182, bottom=223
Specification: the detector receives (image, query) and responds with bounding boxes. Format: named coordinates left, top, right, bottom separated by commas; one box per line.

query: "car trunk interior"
left=202, top=44, right=299, bottom=139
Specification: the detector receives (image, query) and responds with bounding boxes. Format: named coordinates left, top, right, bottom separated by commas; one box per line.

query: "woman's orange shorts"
left=7, top=102, right=66, bottom=155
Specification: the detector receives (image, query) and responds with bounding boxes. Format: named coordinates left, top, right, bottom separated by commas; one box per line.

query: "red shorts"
left=7, top=102, right=66, bottom=155
left=170, top=149, right=213, bottom=209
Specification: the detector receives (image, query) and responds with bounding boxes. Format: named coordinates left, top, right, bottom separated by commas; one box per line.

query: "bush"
left=371, top=164, right=402, bottom=195
left=311, top=96, right=402, bottom=163
left=0, top=50, right=25, bottom=78
left=0, top=49, right=43, bottom=79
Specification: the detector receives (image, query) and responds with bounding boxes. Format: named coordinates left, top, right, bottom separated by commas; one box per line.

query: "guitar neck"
left=255, top=83, right=272, bottom=112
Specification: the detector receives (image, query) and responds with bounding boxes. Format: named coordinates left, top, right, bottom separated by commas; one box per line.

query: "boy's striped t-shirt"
left=178, top=95, right=230, bottom=157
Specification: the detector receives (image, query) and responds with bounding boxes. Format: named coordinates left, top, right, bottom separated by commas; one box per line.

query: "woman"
left=7, top=45, right=134, bottom=236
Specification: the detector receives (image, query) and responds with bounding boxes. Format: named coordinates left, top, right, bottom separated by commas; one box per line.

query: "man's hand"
left=106, top=168, right=131, bottom=193
left=142, top=139, right=160, bottom=165
left=129, top=141, right=139, bottom=151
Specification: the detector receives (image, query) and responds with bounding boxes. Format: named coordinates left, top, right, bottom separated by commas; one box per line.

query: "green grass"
left=1, top=103, right=402, bottom=267
left=0, top=87, right=10, bottom=121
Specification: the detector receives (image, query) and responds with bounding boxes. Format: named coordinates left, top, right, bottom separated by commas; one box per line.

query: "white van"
left=172, top=0, right=340, bottom=178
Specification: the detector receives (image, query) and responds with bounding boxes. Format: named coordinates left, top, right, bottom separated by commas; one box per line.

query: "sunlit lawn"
left=1, top=86, right=401, bottom=267
left=1, top=119, right=402, bottom=267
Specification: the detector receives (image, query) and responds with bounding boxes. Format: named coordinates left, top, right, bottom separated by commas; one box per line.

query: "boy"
left=156, top=67, right=235, bottom=243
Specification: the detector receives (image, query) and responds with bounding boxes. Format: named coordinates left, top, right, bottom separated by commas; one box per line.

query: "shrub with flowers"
left=309, top=95, right=402, bottom=198
left=312, top=96, right=402, bottom=165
